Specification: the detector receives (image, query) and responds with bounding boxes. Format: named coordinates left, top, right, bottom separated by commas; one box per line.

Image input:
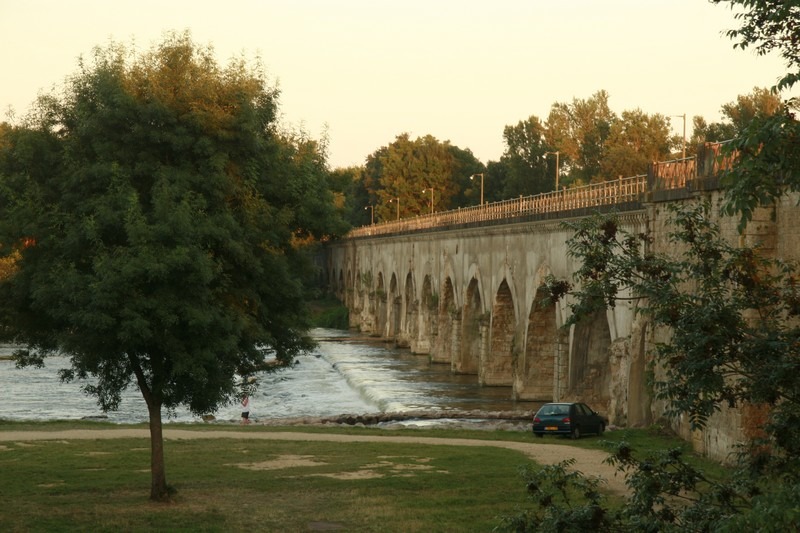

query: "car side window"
left=577, top=404, right=591, bottom=416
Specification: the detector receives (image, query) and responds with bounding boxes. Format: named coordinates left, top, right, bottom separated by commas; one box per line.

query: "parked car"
left=532, top=402, right=607, bottom=439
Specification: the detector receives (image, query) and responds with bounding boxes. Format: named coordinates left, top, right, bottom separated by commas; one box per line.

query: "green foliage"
left=708, top=2, right=800, bottom=230
left=364, top=133, right=469, bottom=220
left=601, top=109, right=671, bottom=178
left=309, top=297, right=349, bottom=329
left=496, top=459, right=612, bottom=532
left=498, top=439, right=800, bottom=532
left=692, top=87, right=784, bottom=148
left=546, top=90, right=614, bottom=184
left=500, top=115, right=552, bottom=196
left=719, top=105, right=800, bottom=231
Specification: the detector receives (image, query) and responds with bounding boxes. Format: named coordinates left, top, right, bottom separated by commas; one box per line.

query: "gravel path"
left=0, top=427, right=626, bottom=495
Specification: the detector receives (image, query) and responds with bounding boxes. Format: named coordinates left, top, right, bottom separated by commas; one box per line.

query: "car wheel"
left=571, top=426, right=581, bottom=439
left=598, top=423, right=605, bottom=435
left=534, top=433, right=543, bottom=438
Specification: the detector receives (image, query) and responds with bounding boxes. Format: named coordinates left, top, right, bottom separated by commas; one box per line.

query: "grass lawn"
left=0, top=421, right=726, bottom=532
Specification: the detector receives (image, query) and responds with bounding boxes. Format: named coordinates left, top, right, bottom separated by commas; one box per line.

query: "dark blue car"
left=532, top=402, right=607, bottom=439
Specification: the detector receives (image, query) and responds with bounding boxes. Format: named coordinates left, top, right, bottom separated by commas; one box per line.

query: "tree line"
left=332, top=87, right=784, bottom=226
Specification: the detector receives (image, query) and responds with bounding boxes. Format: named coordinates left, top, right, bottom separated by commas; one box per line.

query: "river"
left=0, top=328, right=538, bottom=424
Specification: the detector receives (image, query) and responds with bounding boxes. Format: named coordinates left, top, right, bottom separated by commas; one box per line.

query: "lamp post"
left=389, top=197, right=400, bottom=220
left=365, top=204, right=374, bottom=225
left=470, top=173, right=484, bottom=205
left=671, top=114, right=686, bottom=159
left=422, top=188, right=435, bottom=214
left=544, top=151, right=560, bottom=190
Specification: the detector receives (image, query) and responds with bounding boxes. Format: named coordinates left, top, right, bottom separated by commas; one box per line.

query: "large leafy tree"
left=545, top=90, right=615, bottom=184
left=0, top=33, right=320, bottom=501
left=498, top=116, right=552, bottom=196
left=364, top=133, right=457, bottom=220
left=601, top=109, right=672, bottom=179
left=447, top=145, right=485, bottom=207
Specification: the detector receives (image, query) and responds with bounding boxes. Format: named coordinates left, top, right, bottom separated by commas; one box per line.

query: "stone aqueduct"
left=323, top=146, right=798, bottom=460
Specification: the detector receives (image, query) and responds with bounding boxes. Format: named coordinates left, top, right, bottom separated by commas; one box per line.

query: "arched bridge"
left=324, top=145, right=738, bottom=429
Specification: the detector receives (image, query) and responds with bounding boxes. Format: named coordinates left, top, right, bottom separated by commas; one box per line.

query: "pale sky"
left=1, top=0, right=794, bottom=169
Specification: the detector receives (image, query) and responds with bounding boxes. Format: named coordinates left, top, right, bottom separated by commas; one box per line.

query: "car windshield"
left=539, top=404, right=569, bottom=416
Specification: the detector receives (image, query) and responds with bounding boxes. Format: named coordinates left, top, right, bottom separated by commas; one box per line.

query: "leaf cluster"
left=498, top=439, right=799, bottom=532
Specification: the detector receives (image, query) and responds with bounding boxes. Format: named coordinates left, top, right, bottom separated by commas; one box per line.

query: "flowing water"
left=0, top=328, right=538, bottom=424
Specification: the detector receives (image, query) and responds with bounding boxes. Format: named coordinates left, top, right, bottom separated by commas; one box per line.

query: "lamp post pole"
left=365, top=205, right=374, bottom=225
left=423, top=188, right=435, bottom=214
left=470, top=173, right=484, bottom=205
left=390, top=197, right=400, bottom=220
left=544, top=151, right=559, bottom=190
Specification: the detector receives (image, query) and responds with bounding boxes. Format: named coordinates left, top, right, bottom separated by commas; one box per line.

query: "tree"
left=499, top=116, right=552, bottom=196
left=0, top=33, right=321, bottom=501
left=327, top=165, right=366, bottom=227
left=691, top=87, right=784, bottom=146
left=447, top=145, right=485, bottom=207
left=600, top=109, right=672, bottom=179
left=363, top=133, right=457, bottom=220
left=545, top=90, right=615, bottom=184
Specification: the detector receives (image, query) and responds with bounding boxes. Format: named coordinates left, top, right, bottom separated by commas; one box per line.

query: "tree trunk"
left=146, top=399, right=170, bottom=501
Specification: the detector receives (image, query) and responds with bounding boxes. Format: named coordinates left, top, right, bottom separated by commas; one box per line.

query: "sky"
left=0, top=0, right=795, bottom=169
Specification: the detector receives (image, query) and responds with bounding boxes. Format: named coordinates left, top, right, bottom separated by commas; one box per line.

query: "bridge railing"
left=349, top=174, right=647, bottom=238
left=650, top=157, right=696, bottom=190
left=346, top=142, right=733, bottom=239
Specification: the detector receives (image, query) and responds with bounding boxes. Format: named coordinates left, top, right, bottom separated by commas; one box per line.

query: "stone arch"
left=432, top=276, right=456, bottom=364
left=386, top=273, right=400, bottom=340
left=516, top=285, right=566, bottom=401
left=456, top=276, right=483, bottom=374
left=483, top=278, right=515, bottom=386
left=373, top=271, right=387, bottom=338
left=413, top=274, right=434, bottom=354
left=399, top=271, right=416, bottom=349
left=568, top=309, right=612, bottom=404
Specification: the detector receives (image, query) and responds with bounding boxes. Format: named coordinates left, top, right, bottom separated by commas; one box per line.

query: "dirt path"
left=0, top=428, right=626, bottom=495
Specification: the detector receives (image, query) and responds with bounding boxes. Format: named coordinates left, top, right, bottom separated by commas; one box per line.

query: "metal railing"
left=347, top=142, right=733, bottom=239
left=349, top=174, right=648, bottom=238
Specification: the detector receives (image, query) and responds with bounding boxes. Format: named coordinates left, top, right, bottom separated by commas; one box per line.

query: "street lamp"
left=365, top=205, right=374, bottom=225
left=671, top=114, right=686, bottom=159
left=544, top=151, right=560, bottom=190
left=389, top=197, right=400, bottom=220
left=422, top=188, right=435, bottom=214
left=470, top=173, right=484, bottom=205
